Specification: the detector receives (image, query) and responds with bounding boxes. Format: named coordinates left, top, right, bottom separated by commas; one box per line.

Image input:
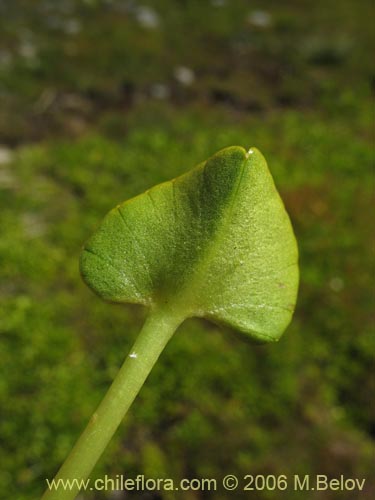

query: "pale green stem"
left=42, top=307, right=183, bottom=500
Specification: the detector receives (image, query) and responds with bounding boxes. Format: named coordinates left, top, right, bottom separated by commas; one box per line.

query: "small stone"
left=248, top=10, right=272, bottom=28
left=329, top=277, right=344, bottom=292
left=64, top=19, right=81, bottom=35
left=174, top=66, right=195, bottom=86
left=135, top=6, right=160, bottom=29
left=0, top=146, right=14, bottom=165
left=150, top=83, right=170, bottom=100
left=19, top=40, right=37, bottom=60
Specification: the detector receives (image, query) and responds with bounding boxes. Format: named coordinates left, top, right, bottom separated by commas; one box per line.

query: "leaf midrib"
left=170, top=152, right=249, bottom=314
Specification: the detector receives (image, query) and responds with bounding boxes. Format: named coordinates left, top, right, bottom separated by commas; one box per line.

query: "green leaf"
left=80, top=146, right=299, bottom=342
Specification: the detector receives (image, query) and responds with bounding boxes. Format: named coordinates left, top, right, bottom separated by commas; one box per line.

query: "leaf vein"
left=83, top=247, right=143, bottom=299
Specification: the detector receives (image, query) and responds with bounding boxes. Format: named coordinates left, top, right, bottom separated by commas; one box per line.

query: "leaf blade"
left=80, top=146, right=299, bottom=342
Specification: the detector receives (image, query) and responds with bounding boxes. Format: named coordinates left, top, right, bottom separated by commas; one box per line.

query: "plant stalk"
left=42, top=306, right=183, bottom=500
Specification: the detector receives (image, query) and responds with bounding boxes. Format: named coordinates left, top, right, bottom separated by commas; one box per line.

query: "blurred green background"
left=0, top=1, right=374, bottom=499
